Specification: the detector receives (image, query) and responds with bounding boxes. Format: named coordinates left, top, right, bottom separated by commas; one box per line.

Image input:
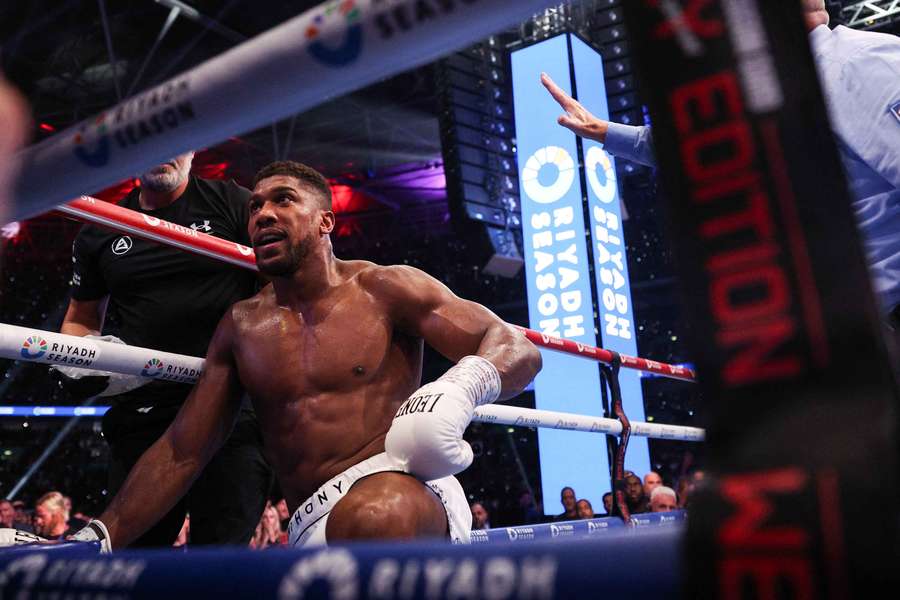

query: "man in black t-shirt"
left=59, top=152, right=272, bottom=547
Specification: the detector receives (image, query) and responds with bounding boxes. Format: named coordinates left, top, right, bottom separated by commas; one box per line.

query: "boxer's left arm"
left=88, top=309, right=244, bottom=549
left=370, top=265, right=541, bottom=480
left=369, top=264, right=541, bottom=399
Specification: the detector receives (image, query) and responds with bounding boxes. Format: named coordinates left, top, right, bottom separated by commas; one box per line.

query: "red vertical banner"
left=620, top=0, right=899, bottom=595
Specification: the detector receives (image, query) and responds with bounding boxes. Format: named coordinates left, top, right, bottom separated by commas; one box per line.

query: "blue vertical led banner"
left=570, top=36, right=651, bottom=478
left=511, top=35, right=610, bottom=515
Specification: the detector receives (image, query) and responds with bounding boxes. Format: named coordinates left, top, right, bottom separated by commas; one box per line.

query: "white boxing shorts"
left=286, top=452, right=472, bottom=547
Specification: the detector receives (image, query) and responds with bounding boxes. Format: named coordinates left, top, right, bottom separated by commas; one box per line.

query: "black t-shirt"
left=71, top=177, right=256, bottom=401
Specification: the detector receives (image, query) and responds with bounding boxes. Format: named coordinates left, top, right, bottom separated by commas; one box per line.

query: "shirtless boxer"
left=72, top=160, right=542, bottom=549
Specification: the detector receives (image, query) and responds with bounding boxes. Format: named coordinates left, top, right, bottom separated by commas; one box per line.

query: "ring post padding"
left=12, top=0, right=557, bottom=222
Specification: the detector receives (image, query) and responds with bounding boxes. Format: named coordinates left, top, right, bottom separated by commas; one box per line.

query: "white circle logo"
left=521, top=145, right=575, bottom=204
left=112, top=236, right=133, bottom=255
left=585, top=146, right=617, bottom=204
left=278, top=549, right=358, bottom=600
left=142, top=214, right=161, bottom=227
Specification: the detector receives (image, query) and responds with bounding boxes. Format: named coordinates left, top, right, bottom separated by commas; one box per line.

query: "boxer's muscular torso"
left=231, top=259, right=424, bottom=509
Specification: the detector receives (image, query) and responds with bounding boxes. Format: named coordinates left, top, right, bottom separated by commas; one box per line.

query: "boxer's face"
left=560, top=487, right=576, bottom=511
left=576, top=500, right=593, bottom=519
left=249, top=175, right=334, bottom=277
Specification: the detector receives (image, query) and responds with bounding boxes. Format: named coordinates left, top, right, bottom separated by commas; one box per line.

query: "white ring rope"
left=0, top=322, right=704, bottom=442
left=12, top=0, right=557, bottom=221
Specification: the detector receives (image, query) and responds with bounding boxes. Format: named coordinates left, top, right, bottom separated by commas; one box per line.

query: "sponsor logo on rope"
left=140, top=358, right=164, bottom=377
left=237, top=243, right=254, bottom=256
left=306, top=0, right=484, bottom=69
left=550, top=524, right=575, bottom=538
left=21, top=335, right=48, bottom=359
left=112, top=236, right=133, bottom=255
left=305, top=0, right=363, bottom=67
left=891, top=101, right=900, bottom=125
left=72, top=77, right=195, bottom=167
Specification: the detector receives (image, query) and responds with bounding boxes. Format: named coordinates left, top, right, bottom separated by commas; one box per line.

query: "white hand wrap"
left=0, top=528, right=47, bottom=546
left=50, top=335, right=150, bottom=397
left=385, top=356, right=502, bottom=481
left=70, top=519, right=112, bottom=553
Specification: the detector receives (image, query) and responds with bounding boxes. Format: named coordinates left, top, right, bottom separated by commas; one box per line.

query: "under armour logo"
left=111, top=236, right=133, bottom=256
left=190, top=220, right=212, bottom=233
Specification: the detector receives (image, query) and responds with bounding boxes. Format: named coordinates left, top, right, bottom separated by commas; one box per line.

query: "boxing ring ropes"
left=0, top=0, right=705, bottom=597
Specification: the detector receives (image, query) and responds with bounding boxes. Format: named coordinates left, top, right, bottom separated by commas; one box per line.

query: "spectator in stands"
left=0, top=500, right=15, bottom=528
left=625, top=473, right=648, bottom=514
left=250, top=503, right=287, bottom=549
left=275, top=498, right=290, bottom=531
left=677, top=469, right=706, bottom=510
left=576, top=499, right=595, bottom=520
left=650, top=486, right=678, bottom=513
left=554, top=487, right=578, bottom=522
left=643, top=472, right=663, bottom=499
left=10, top=501, right=33, bottom=532
left=470, top=501, right=491, bottom=530
left=602, top=492, right=613, bottom=516
left=33, top=492, right=74, bottom=540
left=517, top=490, right=542, bottom=525
left=63, top=496, right=88, bottom=531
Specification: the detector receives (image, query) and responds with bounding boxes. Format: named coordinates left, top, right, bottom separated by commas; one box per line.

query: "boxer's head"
left=576, top=498, right=594, bottom=519
left=139, top=152, right=194, bottom=192
left=249, top=161, right=335, bottom=277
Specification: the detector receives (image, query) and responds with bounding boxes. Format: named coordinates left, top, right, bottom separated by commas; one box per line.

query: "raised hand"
left=540, top=72, right=609, bottom=143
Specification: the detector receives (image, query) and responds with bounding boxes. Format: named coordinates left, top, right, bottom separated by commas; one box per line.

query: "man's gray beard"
left=140, top=165, right=189, bottom=192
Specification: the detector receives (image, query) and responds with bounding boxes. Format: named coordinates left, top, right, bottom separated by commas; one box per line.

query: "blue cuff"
left=604, top=123, right=657, bottom=167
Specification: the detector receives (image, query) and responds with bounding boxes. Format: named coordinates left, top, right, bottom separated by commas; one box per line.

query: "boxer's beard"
left=256, top=232, right=312, bottom=277
left=140, top=161, right=191, bottom=192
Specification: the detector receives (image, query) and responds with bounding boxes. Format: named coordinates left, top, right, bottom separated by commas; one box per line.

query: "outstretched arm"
left=96, top=309, right=244, bottom=548
left=541, top=72, right=658, bottom=167
left=369, top=265, right=541, bottom=400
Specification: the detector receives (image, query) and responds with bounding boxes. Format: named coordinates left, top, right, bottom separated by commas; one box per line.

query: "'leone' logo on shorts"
left=394, top=393, right=443, bottom=417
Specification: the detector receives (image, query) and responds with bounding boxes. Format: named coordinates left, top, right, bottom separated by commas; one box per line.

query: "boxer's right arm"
left=94, top=309, right=244, bottom=549
left=61, top=297, right=108, bottom=336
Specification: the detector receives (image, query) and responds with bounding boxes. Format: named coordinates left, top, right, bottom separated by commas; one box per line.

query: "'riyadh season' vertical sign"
left=571, top=37, right=650, bottom=477
left=511, top=34, right=610, bottom=513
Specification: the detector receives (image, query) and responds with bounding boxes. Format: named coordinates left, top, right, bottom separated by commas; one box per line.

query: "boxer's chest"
left=236, top=292, right=396, bottom=397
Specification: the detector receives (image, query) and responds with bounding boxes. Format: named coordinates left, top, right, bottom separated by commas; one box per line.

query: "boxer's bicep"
left=369, top=265, right=540, bottom=397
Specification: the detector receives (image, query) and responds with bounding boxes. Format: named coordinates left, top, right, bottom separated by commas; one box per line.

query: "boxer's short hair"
left=253, top=161, right=332, bottom=210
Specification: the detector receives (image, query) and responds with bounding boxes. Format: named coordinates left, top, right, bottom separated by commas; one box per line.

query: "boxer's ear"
left=319, top=210, right=335, bottom=235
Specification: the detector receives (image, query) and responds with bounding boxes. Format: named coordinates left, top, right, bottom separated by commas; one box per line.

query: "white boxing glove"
left=69, top=519, right=112, bottom=553
left=385, top=355, right=502, bottom=481
left=50, top=335, right=150, bottom=398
